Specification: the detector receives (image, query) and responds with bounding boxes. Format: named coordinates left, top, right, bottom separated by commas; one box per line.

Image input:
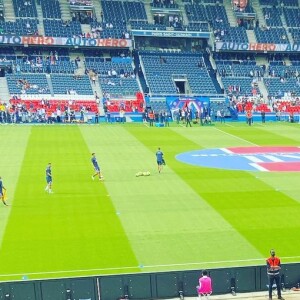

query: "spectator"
left=266, top=249, right=284, bottom=300
left=197, top=270, right=212, bottom=300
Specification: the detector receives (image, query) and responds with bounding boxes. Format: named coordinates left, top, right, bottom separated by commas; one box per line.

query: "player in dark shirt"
left=91, top=153, right=104, bottom=181
left=156, top=147, right=164, bottom=173
left=0, top=176, right=8, bottom=205
left=45, top=163, right=53, bottom=193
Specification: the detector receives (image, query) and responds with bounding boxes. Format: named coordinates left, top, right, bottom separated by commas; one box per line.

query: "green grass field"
left=1, top=122, right=300, bottom=282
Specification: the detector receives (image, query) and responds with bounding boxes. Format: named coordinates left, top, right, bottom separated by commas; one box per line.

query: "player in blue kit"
left=45, top=163, right=53, bottom=193
left=91, top=153, right=104, bottom=181
left=156, top=147, right=164, bottom=173
left=0, top=176, right=8, bottom=206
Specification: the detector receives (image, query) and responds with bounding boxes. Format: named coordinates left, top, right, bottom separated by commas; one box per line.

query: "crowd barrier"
left=0, top=263, right=299, bottom=300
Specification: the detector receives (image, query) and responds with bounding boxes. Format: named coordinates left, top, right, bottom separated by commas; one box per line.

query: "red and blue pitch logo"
left=176, top=146, right=300, bottom=172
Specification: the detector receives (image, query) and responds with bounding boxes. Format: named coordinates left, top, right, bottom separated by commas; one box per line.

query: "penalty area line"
left=1, top=256, right=300, bottom=278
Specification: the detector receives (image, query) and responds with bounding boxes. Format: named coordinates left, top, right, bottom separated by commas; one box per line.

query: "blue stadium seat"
left=44, top=19, right=82, bottom=37
left=50, top=75, right=93, bottom=95
left=41, top=0, right=61, bottom=19
left=13, top=0, right=37, bottom=17
left=6, top=74, right=50, bottom=95
left=140, top=51, right=217, bottom=95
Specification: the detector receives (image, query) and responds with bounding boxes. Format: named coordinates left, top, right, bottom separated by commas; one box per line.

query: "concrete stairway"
left=81, top=24, right=91, bottom=35
left=280, top=14, right=293, bottom=44
left=255, top=55, right=269, bottom=101
left=92, top=81, right=104, bottom=115
left=3, top=0, right=16, bottom=21
left=46, top=74, right=54, bottom=96
left=59, top=0, right=71, bottom=21
left=246, top=30, right=257, bottom=43
left=177, top=0, right=189, bottom=27
left=36, top=2, right=45, bottom=36
left=251, top=0, right=266, bottom=27
left=144, top=0, right=154, bottom=24
left=257, top=80, right=268, bottom=101
left=256, top=56, right=268, bottom=67
left=0, top=78, right=11, bottom=102
left=216, top=73, right=224, bottom=91
left=224, top=0, right=237, bottom=27
left=69, top=52, right=85, bottom=75
left=68, top=52, right=103, bottom=113
left=93, top=0, right=103, bottom=21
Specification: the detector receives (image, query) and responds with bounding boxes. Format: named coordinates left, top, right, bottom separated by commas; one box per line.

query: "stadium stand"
left=105, top=92, right=144, bottom=113
left=85, top=56, right=140, bottom=97
left=15, top=55, right=75, bottom=74
left=216, top=60, right=264, bottom=78
left=284, top=8, right=300, bottom=28
left=13, top=0, right=37, bottom=17
left=151, top=0, right=179, bottom=9
left=254, top=27, right=289, bottom=44
left=6, top=74, right=51, bottom=95
left=41, top=0, right=61, bottom=19
left=2, top=0, right=300, bottom=123
left=9, top=98, right=98, bottom=112
left=264, top=78, right=300, bottom=97
left=263, top=7, right=283, bottom=27
left=43, top=19, right=82, bottom=37
left=0, top=19, right=38, bottom=35
left=50, top=74, right=93, bottom=95
left=140, top=51, right=217, bottom=95
left=124, top=1, right=147, bottom=21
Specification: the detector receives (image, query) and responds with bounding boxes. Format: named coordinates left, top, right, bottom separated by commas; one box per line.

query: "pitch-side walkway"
left=163, top=289, right=300, bottom=300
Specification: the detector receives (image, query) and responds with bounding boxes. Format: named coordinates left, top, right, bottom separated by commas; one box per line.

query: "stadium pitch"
left=0, top=122, right=300, bottom=281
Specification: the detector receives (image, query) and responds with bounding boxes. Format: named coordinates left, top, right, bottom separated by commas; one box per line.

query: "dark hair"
left=202, top=270, right=208, bottom=276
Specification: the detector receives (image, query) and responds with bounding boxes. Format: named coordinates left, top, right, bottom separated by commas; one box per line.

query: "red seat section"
left=9, top=99, right=99, bottom=113
left=106, top=93, right=145, bottom=113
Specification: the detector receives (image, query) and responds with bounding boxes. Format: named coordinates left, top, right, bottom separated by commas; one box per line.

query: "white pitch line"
left=213, top=127, right=258, bottom=146
left=263, top=155, right=283, bottom=162
left=220, top=148, right=233, bottom=154
left=245, top=155, right=264, bottom=163
left=281, top=154, right=300, bottom=159
left=250, top=163, right=269, bottom=172
left=143, top=122, right=149, bottom=128
left=1, top=256, right=300, bottom=277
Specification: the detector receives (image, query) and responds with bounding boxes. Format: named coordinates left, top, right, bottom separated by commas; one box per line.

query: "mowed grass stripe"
left=218, top=123, right=300, bottom=146
left=127, top=125, right=300, bottom=266
left=171, top=125, right=255, bottom=149
left=218, top=123, right=300, bottom=204
left=0, top=126, right=31, bottom=247
left=255, top=123, right=300, bottom=143
left=0, top=126, right=139, bottom=281
left=86, top=126, right=262, bottom=271
left=169, top=125, right=300, bottom=262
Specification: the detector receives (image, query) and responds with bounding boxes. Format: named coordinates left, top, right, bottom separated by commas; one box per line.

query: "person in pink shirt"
left=197, top=270, right=212, bottom=299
